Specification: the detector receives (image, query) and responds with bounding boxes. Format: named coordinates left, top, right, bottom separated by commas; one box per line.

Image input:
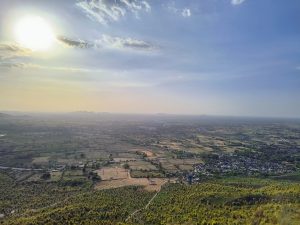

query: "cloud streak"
left=0, top=43, right=32, bottom=60
left=0, top=61, right=95, bottom=73
left=57, top=35, right=157, bottom=52
left=57, top=36, right=91, bottom=49
left=0, top=42, right=92, bottom=73
left=0, top=42, right=33, bottom=71
left=0, top=62, right=29, bottom=69
left=76, top=0, right=151, bottom=25
left=96, top=34, right=157, bottom=51
left=231, top=0, right=246, bottom=5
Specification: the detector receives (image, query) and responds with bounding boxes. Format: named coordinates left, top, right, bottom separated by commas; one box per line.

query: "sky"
left=0, top=0, right=300, bottom=117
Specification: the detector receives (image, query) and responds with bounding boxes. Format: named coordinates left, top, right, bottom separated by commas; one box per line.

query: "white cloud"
left=76, top=0, right=151, bottom=25
left=95, top=34, right=157, bottom=51
left=182, top=8, right=191, bottom=17
left=0, top=42, right=94, bottom=72
left=231, top=0, right=246, bottom=5
left=166, top=2, right=191, bottom=18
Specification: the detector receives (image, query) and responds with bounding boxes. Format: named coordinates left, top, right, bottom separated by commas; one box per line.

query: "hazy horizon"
left=1, top=0, right=300, bottom=117
left=2, top=110, right=300, bottom=120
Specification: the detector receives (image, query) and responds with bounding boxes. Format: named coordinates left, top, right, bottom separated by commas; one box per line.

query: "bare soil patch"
left=95, top=167, right=129, bottom=180
left=95, top=177, right=168, bottom=192
left=133, top=149, right=156, bottom=157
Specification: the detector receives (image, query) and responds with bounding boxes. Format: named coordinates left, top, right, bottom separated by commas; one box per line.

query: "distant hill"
left=0, top=113, right=11, bottom=117
left=70, top=111, right=95, bottom=114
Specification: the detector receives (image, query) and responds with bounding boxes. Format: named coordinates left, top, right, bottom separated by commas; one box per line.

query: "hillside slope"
left=1, top=175, right=300, bottom=225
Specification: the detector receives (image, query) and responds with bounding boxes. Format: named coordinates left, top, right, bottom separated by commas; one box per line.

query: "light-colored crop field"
left=158, top=158, right=203, bottom=171
left=157, top=140, right=182, bottom=150
left=32, top=157, right=49, bottom=165
left=132, top=149, right=158, bottom=160
left=95, top=177, right=168, bottom=192
left=133, top=149, right=155, bottom=157
left=113, top=157, right=136, bottom=163
left=178, top=164, right=194, bottom=170
left=128, top=160, right=157, bottom=171
left=115, top=152, right=140, bottom=159
left=95, top=167, right=129, bottom=180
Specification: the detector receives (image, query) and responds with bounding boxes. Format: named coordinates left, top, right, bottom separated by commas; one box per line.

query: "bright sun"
left=14, top=16, right=55, bottom=51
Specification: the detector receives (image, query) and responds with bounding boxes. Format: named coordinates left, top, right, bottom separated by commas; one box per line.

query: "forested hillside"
left=1, top=173, right=299, bottom=225
left=131, top=178, right=300, bottom=225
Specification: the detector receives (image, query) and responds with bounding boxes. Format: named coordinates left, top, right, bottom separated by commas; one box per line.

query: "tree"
left=41, top=172, right=51, bottom=180
left=123, top=163, right=130, bottom=170
left=88, top=172, right=101, bottom=182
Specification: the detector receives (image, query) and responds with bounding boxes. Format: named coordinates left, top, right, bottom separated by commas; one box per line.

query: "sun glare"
left=14, top=16, right=55, bottom=51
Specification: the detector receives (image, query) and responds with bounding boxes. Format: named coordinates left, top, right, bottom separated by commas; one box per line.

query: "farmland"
left=0, top=112, right=300, bottom=224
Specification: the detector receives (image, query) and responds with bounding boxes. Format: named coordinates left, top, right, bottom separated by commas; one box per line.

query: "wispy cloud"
left=0, top=61, right=95, bottom=73
left=57, top=35, right=157, bottom=52
left=57, top=36, right=92, bottom=49
left=0, top=62, right=29, bottom=69
left=76, top=0, right=151, bottom=25
left=181, top=8, right=191, bottom=18
left=0, top=33, right=157, bottom=72
left=96, top=34, right=157, bottom=51
left=0, top=42, right=33, bottom=71
left=231, top=0, right=246, bottom=5
left=0, top=43, right=32, bottom=60
left=166, top=2, right=192, bottom=18
left=0, top=43, right=93, bottom=72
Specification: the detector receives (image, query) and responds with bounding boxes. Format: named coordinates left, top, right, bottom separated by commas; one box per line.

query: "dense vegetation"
left=0, top=171, right=91, bottom=216
left=131, top=177, right=300, bottom=225
left=1, top=174, right=299, bottom=225
left=1, top=185, right=153, bottom=225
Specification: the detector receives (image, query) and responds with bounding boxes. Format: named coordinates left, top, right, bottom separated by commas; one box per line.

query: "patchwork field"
left=96, top=167, right=129, bottom=180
